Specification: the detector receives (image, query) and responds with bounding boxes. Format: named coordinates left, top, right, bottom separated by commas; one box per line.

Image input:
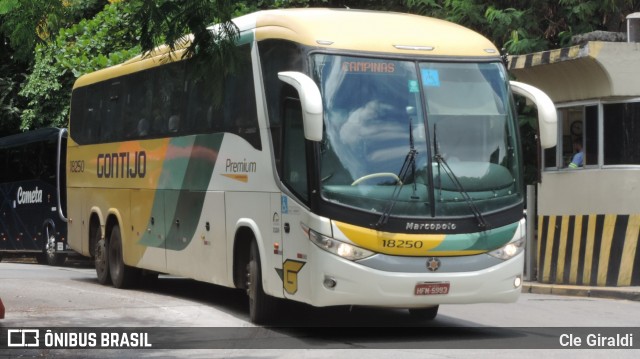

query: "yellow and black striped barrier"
left=537, top=214, right=640, bottom=287
left=508, top=44, right=587, bottom=70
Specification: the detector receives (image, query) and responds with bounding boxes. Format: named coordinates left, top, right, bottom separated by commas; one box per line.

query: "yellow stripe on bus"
left=334, top=221, right=446, bottom=256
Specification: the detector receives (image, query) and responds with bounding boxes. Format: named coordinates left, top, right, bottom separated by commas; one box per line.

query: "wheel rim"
left=109, top=235, right=122, bottom=280
left=95, top=240, right=107, bottom=277
left=247, top=255, right=257, bottom=306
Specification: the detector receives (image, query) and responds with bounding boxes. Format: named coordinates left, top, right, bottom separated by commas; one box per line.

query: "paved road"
left=1, top=260, right=639, bottom=358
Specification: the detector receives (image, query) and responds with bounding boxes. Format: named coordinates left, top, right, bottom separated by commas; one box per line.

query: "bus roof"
left=0, top=127, right=62, bottom=149
left=73, top=8, right=499, bottom=89
left=247, top=8, right=498, bottom=57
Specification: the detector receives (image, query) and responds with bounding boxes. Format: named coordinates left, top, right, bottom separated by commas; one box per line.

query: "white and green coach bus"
left=66, top=8, right=557, bottom=323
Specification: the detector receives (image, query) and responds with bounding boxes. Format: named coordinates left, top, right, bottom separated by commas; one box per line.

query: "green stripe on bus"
left=432, top=222, right=518, bottom=253
left=139, top=133, right=223, bottom=250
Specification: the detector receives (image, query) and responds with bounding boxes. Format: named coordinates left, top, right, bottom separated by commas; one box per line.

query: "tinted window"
left=604, top=102, right=640, bottom=165
left=69, top=45, right=260, bottom=149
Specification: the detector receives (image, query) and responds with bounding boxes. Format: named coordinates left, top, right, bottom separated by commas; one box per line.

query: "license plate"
left=414, top=282, right=450, bottom=295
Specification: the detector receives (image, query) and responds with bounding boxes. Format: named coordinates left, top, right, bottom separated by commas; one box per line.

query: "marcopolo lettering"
left=97, top=151, right=146, bottom=179
left=406, top=222, right=457, bottom=231
left=17, top=186, right=43, bottom=205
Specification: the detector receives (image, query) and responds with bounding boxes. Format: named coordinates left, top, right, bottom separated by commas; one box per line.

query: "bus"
left=0, top=127, right=70, bottom=266
left=66, top=8, right=556, bottom=323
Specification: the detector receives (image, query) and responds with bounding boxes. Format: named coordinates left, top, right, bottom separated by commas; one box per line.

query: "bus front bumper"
left=303, top=245, right=524, bottom=308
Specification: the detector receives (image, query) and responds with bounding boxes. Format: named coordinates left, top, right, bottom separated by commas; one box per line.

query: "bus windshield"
left=312, top=54, right=521, bottom=219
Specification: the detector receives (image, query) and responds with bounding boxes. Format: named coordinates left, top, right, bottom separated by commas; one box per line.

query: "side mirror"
left=510, top=81, right=557, bottom=149
left=278, top=71, right=323, bottom=142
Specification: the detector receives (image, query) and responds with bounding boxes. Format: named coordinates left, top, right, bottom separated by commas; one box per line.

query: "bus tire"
left=44, top=226, right=66, bottom=266
left=108, top=224, right=140, bottom=289
left=46, top=253, right=67, bottom=266
left=95, top=237, right=111, bottom=285
left=408, top=305, right=439, bottom=320
left=247, top=240, right=277, bottom=324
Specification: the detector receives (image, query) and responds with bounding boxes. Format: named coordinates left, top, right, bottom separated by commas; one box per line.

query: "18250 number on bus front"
left=381, top=239, right=424, bottom=249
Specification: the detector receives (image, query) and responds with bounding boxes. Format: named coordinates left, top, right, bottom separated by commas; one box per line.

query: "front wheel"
left=247, top=240, right=277, bottom=324
left=108, top=224, right=140, bottom=289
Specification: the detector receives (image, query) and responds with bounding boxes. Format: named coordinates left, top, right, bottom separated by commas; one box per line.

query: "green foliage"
left=407, top=0, right=640, bottom=54
left=19, top=45, right=72, bottom=129
left=19, top=1, right=140, bottom=130
left=54, top=2, right=141, bottom=78
left=0, top=0, right=20, bottom=14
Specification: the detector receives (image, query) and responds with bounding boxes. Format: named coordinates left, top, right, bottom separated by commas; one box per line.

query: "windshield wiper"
left=373, top=110, right=418, bottom=229
left=433, top=124, right=489, bottom=230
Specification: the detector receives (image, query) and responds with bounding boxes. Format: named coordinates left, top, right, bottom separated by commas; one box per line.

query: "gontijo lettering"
left=97, top=151, right=146, bottom=178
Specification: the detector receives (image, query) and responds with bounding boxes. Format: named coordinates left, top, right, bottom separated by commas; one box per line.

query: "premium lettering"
left=97, top=151, right=146, bottom=179
left=225, top=158, right=256, bottom=173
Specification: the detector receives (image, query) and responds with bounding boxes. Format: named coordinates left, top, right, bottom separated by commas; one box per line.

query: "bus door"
left=279, top=97, right=312, bottom=301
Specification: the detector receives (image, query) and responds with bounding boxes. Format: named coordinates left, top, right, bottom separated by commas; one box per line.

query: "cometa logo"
left=17, top=186, right=43, bottom=205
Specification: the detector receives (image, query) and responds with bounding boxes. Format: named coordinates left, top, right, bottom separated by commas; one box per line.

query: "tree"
left=19, top=1, right=140, bottom=129
left=0, top=35, right=26, bottom=136
left=0, top=0, right=108, bottom=63
left=406, top=0, right=640, bottom=54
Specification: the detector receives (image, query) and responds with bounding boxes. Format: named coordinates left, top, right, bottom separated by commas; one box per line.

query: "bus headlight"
left=308, top=229, right=374, bottom=261
left=488, top=237, right=525, bottom=260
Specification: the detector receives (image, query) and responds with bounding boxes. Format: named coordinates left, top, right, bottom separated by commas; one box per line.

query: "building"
left=509, top=13, right=640, bottom=287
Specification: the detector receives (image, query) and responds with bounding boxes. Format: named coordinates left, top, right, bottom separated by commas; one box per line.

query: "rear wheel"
left=247, top=240, right=277, bottom=324
left=95, top=237, right=110, bottom=285
left=408, top=305, right=439, bottom=320
left=108, top=224, right=140, bottom=289
left=93, top=223, right=110, bottom=285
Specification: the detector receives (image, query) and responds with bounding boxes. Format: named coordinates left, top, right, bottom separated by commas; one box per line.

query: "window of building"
left=603, top=102, right=640, bottom=165
left=544, top=104, right=598, bottom=170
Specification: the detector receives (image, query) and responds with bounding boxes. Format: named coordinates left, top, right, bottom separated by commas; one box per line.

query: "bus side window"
left=281, top=97, right=308, bottom=202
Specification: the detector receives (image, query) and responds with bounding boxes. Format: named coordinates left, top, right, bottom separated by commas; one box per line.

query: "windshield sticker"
left=341, top=61, right=396, bottom=73
left=421, top=69, right=440, bottom=87
left=408, top=80, right=420, bottom=93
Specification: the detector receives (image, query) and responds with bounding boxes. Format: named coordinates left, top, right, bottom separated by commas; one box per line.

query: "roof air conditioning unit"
left=628, top=13, right=640, bottom=43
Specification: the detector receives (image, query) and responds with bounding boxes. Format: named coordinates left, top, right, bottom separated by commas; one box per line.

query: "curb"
left=523, top=282, right=640, bottom=302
